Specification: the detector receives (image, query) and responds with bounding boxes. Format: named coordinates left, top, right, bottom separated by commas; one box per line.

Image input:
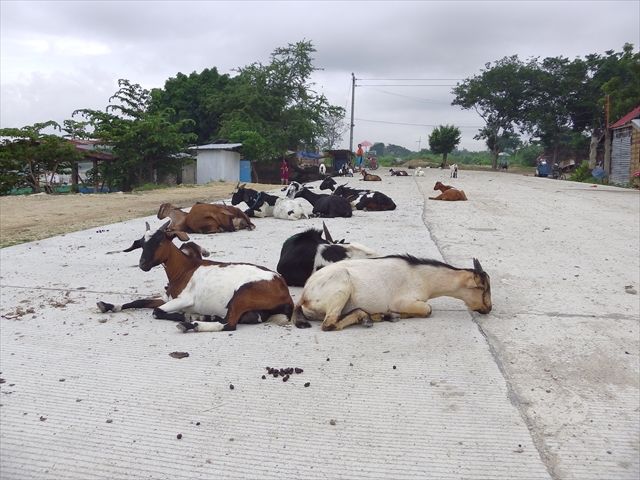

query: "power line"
left=370, top=88, right=450, bottom=103
left=355, top=117, right=483, bottom=128
left=358, top=78, right=463, bottom=81
left=358, top=84, right=456, bottom=87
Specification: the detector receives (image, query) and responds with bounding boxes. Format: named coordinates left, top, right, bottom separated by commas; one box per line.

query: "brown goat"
left=97, top=222, right=293, bottom=332
left=157, top=203, right=255, bottom=233
left=429, top=182, right=468, bottom=201
left=361, top=169, right=382, bottom=181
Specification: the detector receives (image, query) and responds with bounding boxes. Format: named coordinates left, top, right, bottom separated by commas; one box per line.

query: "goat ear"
left=145, top=221, right=151, bottom=231
left=171, top=230, right=190, bottom=242
left=322, top=222, right=334, bottom=243
left=123, top=238, right=142, bottom=252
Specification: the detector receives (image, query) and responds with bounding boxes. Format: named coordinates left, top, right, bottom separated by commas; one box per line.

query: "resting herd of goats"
left=97, top=166, right=491, bottom=333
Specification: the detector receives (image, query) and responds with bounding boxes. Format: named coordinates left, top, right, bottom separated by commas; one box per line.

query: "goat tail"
left=460, top=190, right=468, bottom=201
left=291, top=304, right=311, bottom=329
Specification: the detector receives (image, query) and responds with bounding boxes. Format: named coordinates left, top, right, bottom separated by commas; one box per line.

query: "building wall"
left=196, top=150, right=240, bottom=183
left=610, top=126, right=632, bottom=185
left=631, top=126, right=640, bottom=175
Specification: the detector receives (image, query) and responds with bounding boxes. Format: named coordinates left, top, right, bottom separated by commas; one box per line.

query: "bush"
left=569, top=162, right=598, bottom=183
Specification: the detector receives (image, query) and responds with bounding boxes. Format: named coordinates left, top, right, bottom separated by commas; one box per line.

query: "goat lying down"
left=231, top=184, right=312, bottom=220
left=97, top=222, right=293, bottom=332
left=158, top=202, right=255, bottom=233
left=276, top=222, right=377, bottom=286
left=292, top=256, right=492, bottom=331
left=429, top=182, right=467, bottom=201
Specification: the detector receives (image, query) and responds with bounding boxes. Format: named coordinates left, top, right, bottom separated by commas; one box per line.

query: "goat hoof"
left=96, top=301, right=113, bottom=313
left=177, top=321, right=197, bottom=333
left=294, top=320, right=311, bottom=329
left=361, top=317, right=374, bottom=328
left=321, top=323, right=336, bottom=332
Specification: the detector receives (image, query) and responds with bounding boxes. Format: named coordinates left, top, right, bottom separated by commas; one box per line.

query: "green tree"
left=74, top=79, right=196, bottom=191
left=0, top=121, right=81, bottom=194
left=371, top=142, right=385, bottom=156
left=149, top=68, right=234, bottom=143
left=452, top=56, right=531, bottom=169
left=428, top=125, right=462, bottom=167
left=220, top=40, right=344, bottom=160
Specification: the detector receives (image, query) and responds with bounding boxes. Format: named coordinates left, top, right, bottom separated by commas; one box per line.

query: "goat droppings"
left=304, top=382, right=311, bottom=387
left=177, top=434, right=182, bottom=440
left=229, top=384, right=234, bottom=390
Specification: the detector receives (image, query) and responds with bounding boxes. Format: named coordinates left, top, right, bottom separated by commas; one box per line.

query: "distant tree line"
left=0, top=40, right=344, bottom=193
left=452, top=43, right=640, bottom=169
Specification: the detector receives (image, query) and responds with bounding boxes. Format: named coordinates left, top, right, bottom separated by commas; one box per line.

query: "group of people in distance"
left=279, top=143, right=369, bottom=184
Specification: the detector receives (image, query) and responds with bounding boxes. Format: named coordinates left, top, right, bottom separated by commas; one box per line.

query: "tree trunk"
left=588, top=131, right=600, bottom=169
left=603, top=126, right=611, bottom=184
left=440, top=153, right=448, bottom=169
left=491, top=148, right=499, bottom=170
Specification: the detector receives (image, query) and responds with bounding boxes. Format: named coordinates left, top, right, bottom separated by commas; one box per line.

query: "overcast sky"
left=1, top=0, right=638, bottom=152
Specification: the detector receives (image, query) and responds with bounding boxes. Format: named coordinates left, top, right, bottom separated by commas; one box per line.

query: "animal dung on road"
left=264, top=366, right=305, bottom=384
left=169, top=351, right=190, bottom=359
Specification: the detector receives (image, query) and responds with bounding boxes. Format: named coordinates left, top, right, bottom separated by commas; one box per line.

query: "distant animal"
left=276, top=222, right=377, bottom=286
left=450, top=164, right=459, bottom=178
left=318, top=177, right=396, bottom=211
left=157, top=202, right=254, bottom=233
left=292, top=256, right=492, bottom=331
left=361, top=169, right=382, bottom=181
left=429, top=181, right=467, bottom=201
left=231, top=184, right=312, bottom=220
left=414, top=167, right=425, bottom=177
left=319, top=163, right=327, bottom=175
left=97, top=222, right=293, bottom=332
left=285, top=181, right=352, bottom=218
left=389, top=168, right=409, bottom=176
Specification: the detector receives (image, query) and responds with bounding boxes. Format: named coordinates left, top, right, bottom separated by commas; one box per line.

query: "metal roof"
left=193, top=143, right=242, bottom=150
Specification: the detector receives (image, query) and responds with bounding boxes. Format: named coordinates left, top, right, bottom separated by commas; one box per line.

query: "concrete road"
left=0, top=169, right=638, bottom=479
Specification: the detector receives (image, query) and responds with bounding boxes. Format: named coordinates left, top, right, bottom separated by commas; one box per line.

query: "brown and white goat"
left=97, top=222, right=293, bottom=332
left=361, top=169, right=382, bottom=181
left=429, top=181, right=467, bottom=201
left=292, top=255, right=491, bottom=331
left=157, top=202, right=255, bottom=233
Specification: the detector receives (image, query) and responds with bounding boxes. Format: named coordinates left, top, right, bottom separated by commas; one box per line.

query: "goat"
left=361, top=169, right=382, bottom=181
left=285, top=181, right=352, bottom=218
left=389, top=168, right=409, bottom=176
left=414, top=167, right=425, bottom=177
left=157, top=202, right=255, bottom=233
left=450, top=164, right=459, bottom=178
left=319, top=177, right=396, bottom=211
left=231, top=184, right=312, bottom=220
left=276, top=222, right=377, bottom=286
left=292, top=256, right=492, bottom=331
left=96, top=222, right=293, bottom=332
left=430, top=181, right=467, bottom=201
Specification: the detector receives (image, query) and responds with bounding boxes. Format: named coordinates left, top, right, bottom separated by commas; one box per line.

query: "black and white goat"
left=96, top=222, right=293, bottom=332
left=285, top=181, right=352, bottom=218
left=319, top=177, right=396, bottom=211
left=276, top=223, right=377, bottom=286
left=231, top=184, right=312, bottom=220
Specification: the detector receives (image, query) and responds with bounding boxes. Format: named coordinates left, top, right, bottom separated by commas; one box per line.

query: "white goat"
left=292, top=255, right=492, bottom=331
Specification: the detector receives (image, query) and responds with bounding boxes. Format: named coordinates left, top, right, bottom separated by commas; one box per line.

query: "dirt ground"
left=0, top=182, right=279, bottom=248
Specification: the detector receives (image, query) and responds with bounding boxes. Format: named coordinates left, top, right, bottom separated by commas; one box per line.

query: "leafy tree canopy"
left=74, top=79, right=196, bottom=191
left=0, top=121, right=82, bottom=194
left=428, top=125, right=462, bottom=167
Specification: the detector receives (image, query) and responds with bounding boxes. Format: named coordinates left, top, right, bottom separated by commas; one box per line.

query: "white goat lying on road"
left=292, top=255, right=492, bottom=331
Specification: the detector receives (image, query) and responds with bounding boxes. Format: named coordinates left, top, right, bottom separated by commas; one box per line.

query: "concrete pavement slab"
left=2, top=168, right=632, bottom=479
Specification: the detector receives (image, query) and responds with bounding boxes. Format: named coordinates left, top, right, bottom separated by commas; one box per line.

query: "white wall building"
left=191, top=143, right=243, bottom=184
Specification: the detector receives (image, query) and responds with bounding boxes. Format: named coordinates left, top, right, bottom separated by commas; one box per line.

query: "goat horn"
left=322, top=221, right=334, bottom=243
left=145, top=221, right=151, bottom=231
left=160, top=220, right=171, bottom=231
left=473, top=258, right=484, bottom=274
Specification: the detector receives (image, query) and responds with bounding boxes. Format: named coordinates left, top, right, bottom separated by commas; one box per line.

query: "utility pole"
left=416, top=137, right=421, bottom=151
left=349, top=73, right=356, bottom=154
